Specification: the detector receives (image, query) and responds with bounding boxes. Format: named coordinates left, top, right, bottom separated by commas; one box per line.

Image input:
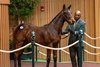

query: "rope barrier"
left=35, top=40, right=79, bottom=50
left=23, top=51, right=32, bottom=54
left=62, top=49, right=100, bottom=55
left=0, top=39, right=100, bottom=54
left=63, top=33, right=100, bottom=40
left=62, top=50, right=70, bottom=54
left=37, top=49, right=100, bottom=57
left=0, top=43, right=31, bottom=53
left=38, top=50, right=70, bottom=57
left=0, top=40, right=78, bottom=53
left=84, top=49, right=100, bottom=55
left=38, top=51, right=47, bottom=56
left=35, top=49, right=100, bottom=57
left=83, top=40, right=100, bottom=49
left=21, top=40, right=100, bottom=56
left=85, top=33, right=100, bottom=40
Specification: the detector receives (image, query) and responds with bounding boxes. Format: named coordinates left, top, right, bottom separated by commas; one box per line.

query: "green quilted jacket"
left=62, top=19, right=85, bottom=47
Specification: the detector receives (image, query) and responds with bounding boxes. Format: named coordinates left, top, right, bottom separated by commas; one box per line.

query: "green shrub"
left=9, top=0, right=39, bottom=21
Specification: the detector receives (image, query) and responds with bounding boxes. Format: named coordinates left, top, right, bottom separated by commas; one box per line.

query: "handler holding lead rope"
left=61, top=10, right=85, bottom=67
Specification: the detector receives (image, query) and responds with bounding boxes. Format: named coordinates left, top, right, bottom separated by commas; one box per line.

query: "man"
left=61, top=10, right=85, bottom=67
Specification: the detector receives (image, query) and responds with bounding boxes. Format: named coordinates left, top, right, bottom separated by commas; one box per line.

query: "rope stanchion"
left=31, top=31, right=35, bottom=67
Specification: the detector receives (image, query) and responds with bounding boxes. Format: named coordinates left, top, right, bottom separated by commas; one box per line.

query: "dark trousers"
left=69, top=46, right=83, bottom=67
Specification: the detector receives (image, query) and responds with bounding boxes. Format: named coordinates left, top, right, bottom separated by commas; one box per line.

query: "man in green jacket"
left=62, top=10, right=85, bottom=67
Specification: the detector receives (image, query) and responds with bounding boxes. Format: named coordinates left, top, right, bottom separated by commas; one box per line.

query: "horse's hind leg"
left=14, top=52, right=22, bottom=67
left=46, top=49, right=51, bottom=67
left=14, top=54, right=17, bottom=67
left=18, top=55, right=22, bottom=67
left=53, top=44, right=58, bottom=67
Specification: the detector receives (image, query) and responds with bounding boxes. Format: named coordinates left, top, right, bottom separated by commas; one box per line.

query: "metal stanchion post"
left=36, top=45, right=38, bottom=62
left=31, top=32, right=35, bottom=67
left=79, top=30, right=83, bottom=67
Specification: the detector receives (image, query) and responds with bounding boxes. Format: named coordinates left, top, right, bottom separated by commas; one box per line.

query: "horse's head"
left=62, top=4, right=75, bottom=24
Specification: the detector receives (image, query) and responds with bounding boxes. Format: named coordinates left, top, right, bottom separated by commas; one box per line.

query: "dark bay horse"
left=13, top=4, right=74, bottom=67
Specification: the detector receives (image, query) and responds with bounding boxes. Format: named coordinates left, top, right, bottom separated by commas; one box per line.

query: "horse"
left=13, top=4, right=74, bottom=67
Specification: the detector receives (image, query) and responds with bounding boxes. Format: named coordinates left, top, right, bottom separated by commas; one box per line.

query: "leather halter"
left=62, top=11, right=71, bottom=24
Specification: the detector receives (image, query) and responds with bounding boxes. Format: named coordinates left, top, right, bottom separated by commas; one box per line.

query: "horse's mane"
left=49, top=9, right=63, bottom=24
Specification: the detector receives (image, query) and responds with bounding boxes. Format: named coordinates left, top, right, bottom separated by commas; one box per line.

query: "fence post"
left=31, top=31, right=35, bottom=67
left=79, top=30, right=84, bottom=67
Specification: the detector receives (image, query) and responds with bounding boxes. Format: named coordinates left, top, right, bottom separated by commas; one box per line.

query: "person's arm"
left=75, top=21, right=85, bottom=35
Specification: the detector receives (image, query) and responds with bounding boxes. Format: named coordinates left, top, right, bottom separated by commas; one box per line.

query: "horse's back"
left=13, top=23, right=60, bottom=46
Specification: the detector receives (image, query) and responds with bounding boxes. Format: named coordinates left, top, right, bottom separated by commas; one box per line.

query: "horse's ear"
left=63, top=4, right=66, bottom=10
left=67, top=5, right=71, bottom=9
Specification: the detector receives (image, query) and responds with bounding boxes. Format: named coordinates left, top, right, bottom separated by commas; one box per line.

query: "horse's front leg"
left=46, top=49, right=51, bottom=67
left=53, top=44, right=58, bottom=67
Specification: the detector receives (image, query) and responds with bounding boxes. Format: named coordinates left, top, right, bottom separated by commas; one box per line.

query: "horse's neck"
left=49, top=11, right=65, bottom=33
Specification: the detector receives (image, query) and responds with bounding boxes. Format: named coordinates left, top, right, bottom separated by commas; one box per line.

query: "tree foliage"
left=9, top=0, right=39, bottom=20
